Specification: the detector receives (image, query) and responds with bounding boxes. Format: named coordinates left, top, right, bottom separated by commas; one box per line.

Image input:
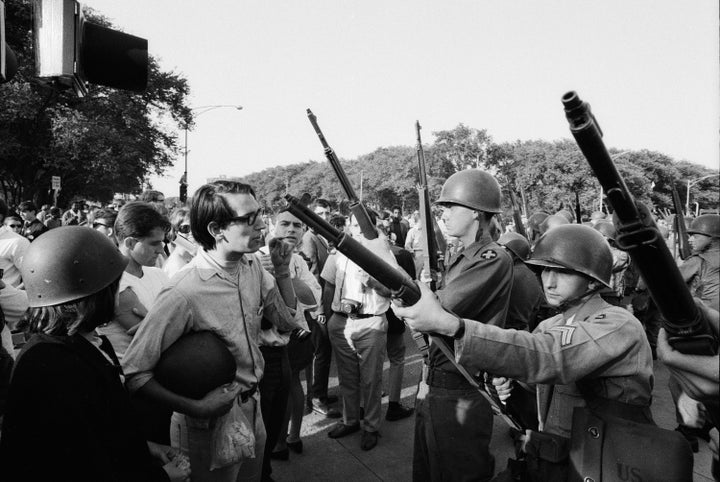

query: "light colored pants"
left=386, top=331, right=406, bottom=403
left=328, top=312, right=387, bottom=432
left=170, top=395, right=267, bottom=482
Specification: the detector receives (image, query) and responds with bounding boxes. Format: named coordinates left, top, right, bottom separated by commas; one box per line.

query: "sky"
left=85, top=0, right=720, bottom=198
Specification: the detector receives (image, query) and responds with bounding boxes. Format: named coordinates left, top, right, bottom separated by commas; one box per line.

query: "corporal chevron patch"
left=549, top=325, right=576, bottom=346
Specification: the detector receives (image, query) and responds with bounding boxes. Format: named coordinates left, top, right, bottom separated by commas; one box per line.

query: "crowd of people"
left=0, top=170, right=717, bottom=481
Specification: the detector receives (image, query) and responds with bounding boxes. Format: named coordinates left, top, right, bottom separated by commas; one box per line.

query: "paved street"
left=273, top=330, right=715, bottom=481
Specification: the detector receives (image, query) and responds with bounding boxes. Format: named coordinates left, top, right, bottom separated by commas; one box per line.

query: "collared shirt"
left=122, top=248, right=302, bottom=394
left=321, top=238, right=400, bottom=316
left=455, top=294, right=654, bottom=437
left=429, top=234, right=514, bottom=372
left=0, top=226, right=29, bottom=288
left=679, top=245, right=720, bottom=311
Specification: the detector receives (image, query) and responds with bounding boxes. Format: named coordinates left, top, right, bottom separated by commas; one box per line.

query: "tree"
left=432, top=124, right=492, bottom=172
left=0, top=1, right=192, bottom=206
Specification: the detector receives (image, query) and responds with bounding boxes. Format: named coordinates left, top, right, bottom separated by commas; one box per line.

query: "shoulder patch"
left=480, top=250, right=497, bottom=260
left=549, top=325, right=576, bottom=346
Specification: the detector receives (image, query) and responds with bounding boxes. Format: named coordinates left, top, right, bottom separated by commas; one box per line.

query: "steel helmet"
left=436, top=169, right=502, bottom=213
left=527, top=212, right=550, bottom=232
left=497, top=232, right=531, bottom=260
left=555, top=209, right=575, bottom=223
left=590, top=211, right=606, bottom=222
left=21, top=226, right=128, bottom=307
left=687, top=214, right=720, bottom=238
left=526, top=224, right=612, bottom=288
left=594, top=220, right=616, bottom=241
left=539, top=214, right=570, bottom=235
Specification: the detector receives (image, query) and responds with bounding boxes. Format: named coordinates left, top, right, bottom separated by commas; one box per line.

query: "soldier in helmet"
left=395, top=224, right=656, bottom=481
left=412, top=169, right=514, bottom=481
left=593, top=220, right=630, bottom=307
left=526, top=211, right=549, bottom=246
left=497, top=232, right=544, bottom=332
left=0, top=227, right=190, bottom=481
left=679, top=214, right=720, bottom=312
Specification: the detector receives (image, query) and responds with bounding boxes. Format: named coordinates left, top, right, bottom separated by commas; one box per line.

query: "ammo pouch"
left=567, top=406, right=693, bottom=482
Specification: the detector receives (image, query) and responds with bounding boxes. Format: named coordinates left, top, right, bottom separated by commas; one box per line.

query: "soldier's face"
left=541, top=268, right=591, bottom=307
left=690, top=234, right=711, bottom=253
left=442, top=204, right=477, bottom=238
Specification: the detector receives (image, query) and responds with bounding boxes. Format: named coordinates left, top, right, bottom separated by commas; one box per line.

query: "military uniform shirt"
left=455, top=294, right=653, bottom=437
left=679, top=245, right=719, bottom=311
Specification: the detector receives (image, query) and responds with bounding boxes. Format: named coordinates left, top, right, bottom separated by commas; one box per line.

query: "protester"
left=17, top=201, right=48, bottom=241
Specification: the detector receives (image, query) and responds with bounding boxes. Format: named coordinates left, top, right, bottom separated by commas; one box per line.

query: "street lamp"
left=685, top=173, right=719, bottom=216
left=181, top=105, right=243, bottom=202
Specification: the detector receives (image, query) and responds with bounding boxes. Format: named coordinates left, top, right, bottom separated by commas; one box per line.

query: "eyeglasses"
left=178, top=224, right=191, bottom=234
left=92, top=222, right=111, bottom=229
left=225, top=208, right=262, bottom=226
left=8, top=224, right=22, bottom=228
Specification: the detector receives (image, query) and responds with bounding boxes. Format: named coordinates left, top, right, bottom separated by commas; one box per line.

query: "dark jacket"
left=0, top=333, right=169, bottom=481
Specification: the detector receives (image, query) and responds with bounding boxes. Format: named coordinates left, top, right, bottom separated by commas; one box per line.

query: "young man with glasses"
left=123, top=181, right=304, bottom=482
left=91, top=208, right=118, bottom=244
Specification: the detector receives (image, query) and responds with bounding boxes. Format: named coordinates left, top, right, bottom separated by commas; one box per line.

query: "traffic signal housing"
left=33, top=0, right=147, bottom=95
left=1, top=0, right=18, bottom=83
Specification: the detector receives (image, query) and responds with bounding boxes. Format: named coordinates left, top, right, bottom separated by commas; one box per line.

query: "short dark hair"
left=190, top=181, right=257, bottom=251
left=312, top=198, right=331, bottom=210
left=18, top=201, right=37, bottom=213
left=329, top=214, right=346, bottom=229
left=114, top=201, right=171, bottom=242
left=94, top=208, right=118, bottom=225
left=49, top=207, right=62, bottom=217
left=21, top=277, right=121, bottom=336
left=392, top=206, right=401, bottom=213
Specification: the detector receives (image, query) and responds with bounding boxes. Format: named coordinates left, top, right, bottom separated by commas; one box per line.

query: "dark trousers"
left=310, top=316, right=333, bottom=400
left=414, top=384, right=495, bottom=482
left=259, top=345, right=291, bottom=480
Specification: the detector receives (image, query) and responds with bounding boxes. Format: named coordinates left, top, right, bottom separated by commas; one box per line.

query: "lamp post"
left=685, top=174, right=719, bottom=216
left=181, top=105, right=243, bottom=201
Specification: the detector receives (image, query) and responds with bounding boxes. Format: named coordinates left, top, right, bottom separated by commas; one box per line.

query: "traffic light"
left=179, top=182, right=188, bottom=203
left=33, top=0, right=147, bottom=96
left=1, top=0, right=18, bottom=83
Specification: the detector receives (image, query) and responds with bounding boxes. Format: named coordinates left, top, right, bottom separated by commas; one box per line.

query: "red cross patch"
left=480, top=250, right=497, bottom=260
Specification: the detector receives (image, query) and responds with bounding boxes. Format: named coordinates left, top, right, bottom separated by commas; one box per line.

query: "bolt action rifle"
left=671, top=185, right=692, bottom=260
left=307, top=109, right=377, bottom=240
left=562, top=91, right=717, bottom=356
left=285, top=193, right=525, bottom=431
left=509, top=190, right=528, bottom=238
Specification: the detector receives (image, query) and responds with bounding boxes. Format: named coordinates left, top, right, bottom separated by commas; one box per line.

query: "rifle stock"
left=307, top=109, right=377, bottom=240
left=562, top=91, right=717, bottom=356
left=671, top=185, right=692, bottom=260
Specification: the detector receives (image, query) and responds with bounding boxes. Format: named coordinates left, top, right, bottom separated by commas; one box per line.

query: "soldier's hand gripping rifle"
left=307, top=109, right=377, bottom=240
left=562, top=91, right=717, bottom=356
left=509, top=190, right=528, bottom=238
left=284, top=193, right=525, bottom=431
left=671, top=185, right=692, bottom=260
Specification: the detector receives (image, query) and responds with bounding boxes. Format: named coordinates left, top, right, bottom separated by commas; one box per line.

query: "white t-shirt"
left=0, top=226, right=30, bottom=287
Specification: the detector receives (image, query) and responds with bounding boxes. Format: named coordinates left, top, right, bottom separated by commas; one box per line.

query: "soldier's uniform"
left=414, top=169, right=513, bottom=482
left=679, top=246, right=720, bottom=312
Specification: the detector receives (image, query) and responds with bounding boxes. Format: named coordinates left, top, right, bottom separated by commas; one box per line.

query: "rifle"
left=671, top=185, right=692, bottom=260
left=509, top=190, right=527, bottom=238
left=574, top=191, right=582, bottom=224
left=415, top=121, right=447, bottom=286
left=562, top=91, right=717, bottom=356
left=284, top=193, right=525, bottom=431
left=307, top=109, right=377, bottom=240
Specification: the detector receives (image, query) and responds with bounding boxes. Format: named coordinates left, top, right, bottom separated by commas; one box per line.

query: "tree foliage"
left=0, top=0, right=192, bottom=206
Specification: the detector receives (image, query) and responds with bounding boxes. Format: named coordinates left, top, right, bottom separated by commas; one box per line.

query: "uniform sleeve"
left=121, top=288, right=193, bottom=392
left=679, top=255, right=702, bottom=284
left=437, top=250, right=513, bottom=323
left=456, top=309, right=647, bottom=385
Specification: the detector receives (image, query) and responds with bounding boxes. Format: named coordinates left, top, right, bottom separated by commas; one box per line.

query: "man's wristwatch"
left=452, top=317, right=465, bottom=340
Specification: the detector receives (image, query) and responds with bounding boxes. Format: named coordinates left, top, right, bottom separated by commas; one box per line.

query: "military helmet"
left=527, top=212, right=550, bottom=232
left=21, top=226, right=128, bottom=307
left=687, top=214, right=720, bottom=238
left=555, top=209, right=575, bottom=223
left=590, top=211, right=606, bottom=222
left=436, top=169, right=502, bottom=213
left=539, top=214, right=570, bottom=235
left=497, top=232, right=531, bottom=260
left=526, top=224, right=612, bottom=288
left=594, top=220, right=616, bottom=241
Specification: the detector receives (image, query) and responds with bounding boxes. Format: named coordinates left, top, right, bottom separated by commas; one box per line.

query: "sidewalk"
left=272, top=330, right=715, bottom=481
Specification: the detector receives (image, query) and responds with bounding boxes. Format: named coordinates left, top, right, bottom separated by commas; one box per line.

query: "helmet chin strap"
left=554, top=284, right=602, bottom=314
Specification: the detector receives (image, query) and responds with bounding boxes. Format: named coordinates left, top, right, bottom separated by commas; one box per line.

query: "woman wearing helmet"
left=0, top=227, right=190, bottom=481
left=394, top=224, right=656, bottom=480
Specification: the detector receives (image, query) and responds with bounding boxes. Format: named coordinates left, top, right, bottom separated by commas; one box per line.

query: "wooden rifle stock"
left=562, top=91, right=717, bottom=356
left=509, top=190, right=528, bottom=238
left=306, top=109, right=377, bottom=240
